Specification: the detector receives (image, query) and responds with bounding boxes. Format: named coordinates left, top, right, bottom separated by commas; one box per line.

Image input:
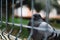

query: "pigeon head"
left=33, top=14, right=42, bottom=20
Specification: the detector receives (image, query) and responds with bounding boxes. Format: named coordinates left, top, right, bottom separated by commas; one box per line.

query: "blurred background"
left=0, top=0, right=60, bottom=39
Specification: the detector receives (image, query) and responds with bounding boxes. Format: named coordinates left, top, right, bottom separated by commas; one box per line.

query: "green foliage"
left=9, top=17, right=29, bottom=25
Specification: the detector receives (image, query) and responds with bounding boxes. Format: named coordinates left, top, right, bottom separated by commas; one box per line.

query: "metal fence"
left=0, top=0, right=51, bottom=40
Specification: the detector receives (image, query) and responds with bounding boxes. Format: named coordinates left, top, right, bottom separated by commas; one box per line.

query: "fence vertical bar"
left=45, top=0, right=51, bottom=23
left=43, top=0, right=51, bottom=40
left=15, top=0, right=23, bottom=40
left=0, top=0, right=2, bottom=27
left=8, top=0, right=14, bottom=39
left=5, top=0, right=8, bottom=35
left=27, top=0, right=34, bottom=40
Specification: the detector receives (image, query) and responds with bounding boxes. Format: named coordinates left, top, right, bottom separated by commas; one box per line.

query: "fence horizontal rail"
left=0, top=21, right=54, bottom=33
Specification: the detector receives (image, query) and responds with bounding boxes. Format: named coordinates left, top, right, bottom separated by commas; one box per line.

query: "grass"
left=51, top=23, right=60, bottom=29
left=50, top=19, right=60, bottom=29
